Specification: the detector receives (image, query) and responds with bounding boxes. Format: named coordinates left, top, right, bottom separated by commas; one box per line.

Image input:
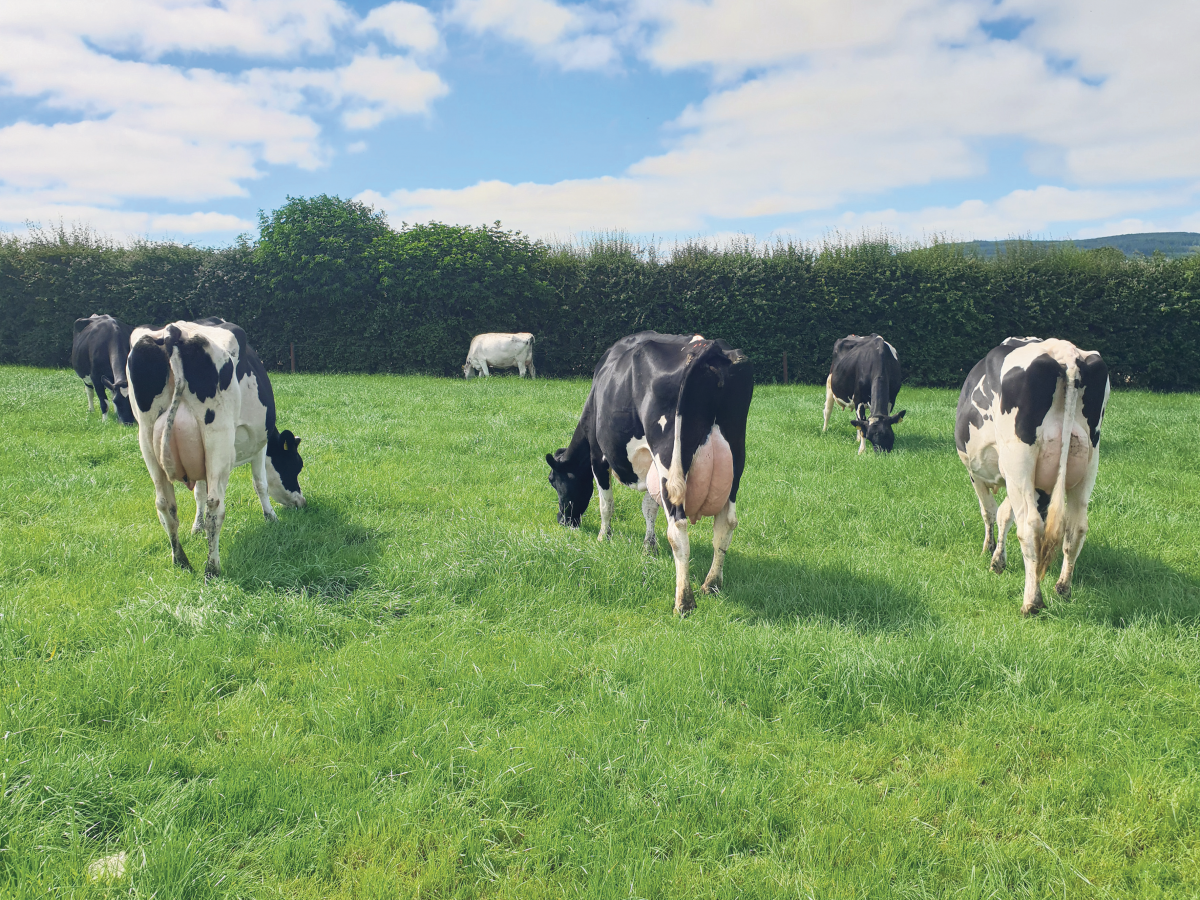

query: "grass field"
left=2, top=367, right=1200, bottom=899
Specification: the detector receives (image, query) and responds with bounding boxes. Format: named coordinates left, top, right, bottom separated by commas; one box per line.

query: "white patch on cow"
left=596, top=481, right=614, bottom=540
left=657, top=414, right=668, bottom=430
left=626, top=434, right=653, bottom=488
left=689, top=334, right=705, bottom=343
left=666, top=412, right=686, bottom=505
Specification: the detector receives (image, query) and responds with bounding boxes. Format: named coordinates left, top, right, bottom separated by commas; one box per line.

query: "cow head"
left=851, top=409, right=907, bottom=453
left=545, top=448, right=593, bottom=528
left=462, top=362, right=477, bottom=379
left=265, top=430, right=307, bottom=508
left=101, top=376, right=136, bottom=426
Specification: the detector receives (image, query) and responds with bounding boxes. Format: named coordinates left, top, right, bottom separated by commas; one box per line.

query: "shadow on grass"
left=219, top=499, right=385, bottom=599
left=701, top=548, right=932, bottom=631
left=1054, top=542, right=1200, bottom=626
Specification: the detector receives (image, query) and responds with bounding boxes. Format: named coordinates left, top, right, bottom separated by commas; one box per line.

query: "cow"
left=127, top=317, right=306, bottom=578
left=822, top=333, right=905, bottom=453
left=955, top=337, right=1110, bottom=615
left=545, top=332, right=753, bottom=615
left=71, top=314, right=136, bottom=425
left=463, top=332, right=536, bottom=379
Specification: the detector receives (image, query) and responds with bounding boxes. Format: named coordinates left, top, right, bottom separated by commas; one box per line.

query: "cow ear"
left=545, top=452, right=560, bottom=469
left=851, top=418, right=866, bottom=429
left=101, top=375, right=116, bottom=390
left=891, top=409, right=907, bottom=424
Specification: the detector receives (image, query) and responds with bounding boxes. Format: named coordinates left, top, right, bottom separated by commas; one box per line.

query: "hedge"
left=2, top=197, right=1199, bottom=389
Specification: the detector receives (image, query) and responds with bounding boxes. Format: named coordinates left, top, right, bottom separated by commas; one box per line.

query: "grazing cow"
left=127, top=317, right=305, bottom=578
left=822, top=333, right=905, bottom=453
left=463, top=332, right=536, bottom=378
left=545, top=332, right=753, bottom=614
left=955, top=337, right=1109, bottom=615
left=71, top=314, right=136, bottom=425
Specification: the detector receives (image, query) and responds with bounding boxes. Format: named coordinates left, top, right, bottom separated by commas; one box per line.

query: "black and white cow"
left=955, top=337, right=1109, bottom=615
left=822, top=333, right=905, bottom=453
left=545, top=332, right=753, bottom=614
left=71, top=314, right=136, bottom=425
left=127, top=317, right=305, bottom=578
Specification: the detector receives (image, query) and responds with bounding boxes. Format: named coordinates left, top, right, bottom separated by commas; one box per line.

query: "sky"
left=1, top=0, right=1198, bottom=248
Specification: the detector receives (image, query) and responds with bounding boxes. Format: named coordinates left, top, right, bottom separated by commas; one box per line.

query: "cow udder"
left=1033, top=424, right=1091, bottom=493
left=684, top=427, right=734, bottom=523
left=153, top=405, right=207, bottom=488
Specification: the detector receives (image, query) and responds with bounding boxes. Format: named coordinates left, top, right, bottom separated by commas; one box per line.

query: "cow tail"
left=159, top=344, right=187, bottom=480
left=1038, top=355, right=1079, bottom=577
left=665, top=342, right=713, bottom=506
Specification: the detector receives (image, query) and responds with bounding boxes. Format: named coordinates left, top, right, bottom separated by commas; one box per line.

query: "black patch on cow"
left=267, top=429, right=304, bottom=494
left=204, top=409, right=215, bottom=425
left=1001, top=354, right=1062, bottom=445
left=1036, top=489, right=1051, bottom=522
left=1078, top=353, right=1109, bottom=446
left=173, top=334, right=220, bottom=403
left=128, top=335, right=170, bottom=413
left=218, top=358, right=234, bottom=391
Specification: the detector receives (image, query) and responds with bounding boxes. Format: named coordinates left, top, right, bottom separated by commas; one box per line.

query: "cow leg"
left=191, top=480, right=207, bottom=534
left=1055, top=492, right=1089, bottom=599
left=1009, top=488, right=1046, bottom=616
left=480, top=361, right=491, bottom=377
left=528, top=361, right=536, bottom=379
left=250, top=450, right=278, bottom=522
left=970, top=477, right=998, bottom=556
left=85, top=384, right=96, bottom=414
left=596, top=481, right=614, bottom=541
left=666, top=515, right=694, bottom=615
left=97, top=385, right=109, bottom=423
left=202, top=468, right=232, bottom=579
left=641, top=492, right=659, bottom=553
left=137, top=428, right=191, bottom=570
left=701, top=500, right=738, bottom=595
left=516, top=359, right=527, bottom=378
left=822, top=375, right=835, bottom=432
left=992, top=496, right=1015, bottom=574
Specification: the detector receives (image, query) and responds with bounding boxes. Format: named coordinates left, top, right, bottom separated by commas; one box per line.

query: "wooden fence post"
left=290, top=342, right=295, bottom=374
left=782, top=350, right=788, bottom=385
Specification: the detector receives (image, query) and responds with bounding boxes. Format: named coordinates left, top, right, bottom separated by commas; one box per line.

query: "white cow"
left=955, top=337, right=1110, bottom=615
left=127, top=318, right=306, bottom=578
left=463, top=332, right=536, bottom=379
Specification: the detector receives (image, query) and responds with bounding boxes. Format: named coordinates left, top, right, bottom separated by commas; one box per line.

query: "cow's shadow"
left=215, top=498, right=385, bottom=601
left=693, top=548, right=931, bottom=631
left=1042, top=542, right=1200, bottom=626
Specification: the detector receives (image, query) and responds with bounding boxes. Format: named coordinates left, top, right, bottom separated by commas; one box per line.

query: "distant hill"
left=952, top=232, right=1200, bottom=259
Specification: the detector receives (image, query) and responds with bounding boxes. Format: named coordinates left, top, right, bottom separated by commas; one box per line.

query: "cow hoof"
left=675, top=586, right=696, bottom=616
left=174, top=554, right=193, bottom=572
left=204, top=561, right=221, bottom=580
left=990, top=554, right=1006, bottom=575
left=1020, top=593, right=1045, bottom=617
left=597, top=529, right=611, bottom=542
left=701, top=577, right=722, bottom=595
left=265, top=511, right=279, bottom=523
left=1054, top=580, right=1072, bottom=599
left=643, top=540, right=658, bottom=555
left=191, top=522, right=204, bottom=535
left=984, top=540, right=996, bottom=556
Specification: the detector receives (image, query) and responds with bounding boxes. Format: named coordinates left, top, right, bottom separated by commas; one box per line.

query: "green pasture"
left=2, top=367, right=1199, bottom=899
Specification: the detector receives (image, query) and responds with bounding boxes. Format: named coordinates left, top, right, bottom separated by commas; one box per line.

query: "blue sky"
left=1, top=0, right=1197, bottom=247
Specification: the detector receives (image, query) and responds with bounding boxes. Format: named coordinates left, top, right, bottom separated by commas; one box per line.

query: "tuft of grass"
left=2, top=367, right=1199, bottom=898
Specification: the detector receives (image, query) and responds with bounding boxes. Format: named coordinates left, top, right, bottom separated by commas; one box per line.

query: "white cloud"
left=359, top=2, right=440, bottom=53
left=829, top=185, right=1197, bottom=242
left=449, top=0, right=618, bottom=69
left=0, top=0, right=450, bottom=234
